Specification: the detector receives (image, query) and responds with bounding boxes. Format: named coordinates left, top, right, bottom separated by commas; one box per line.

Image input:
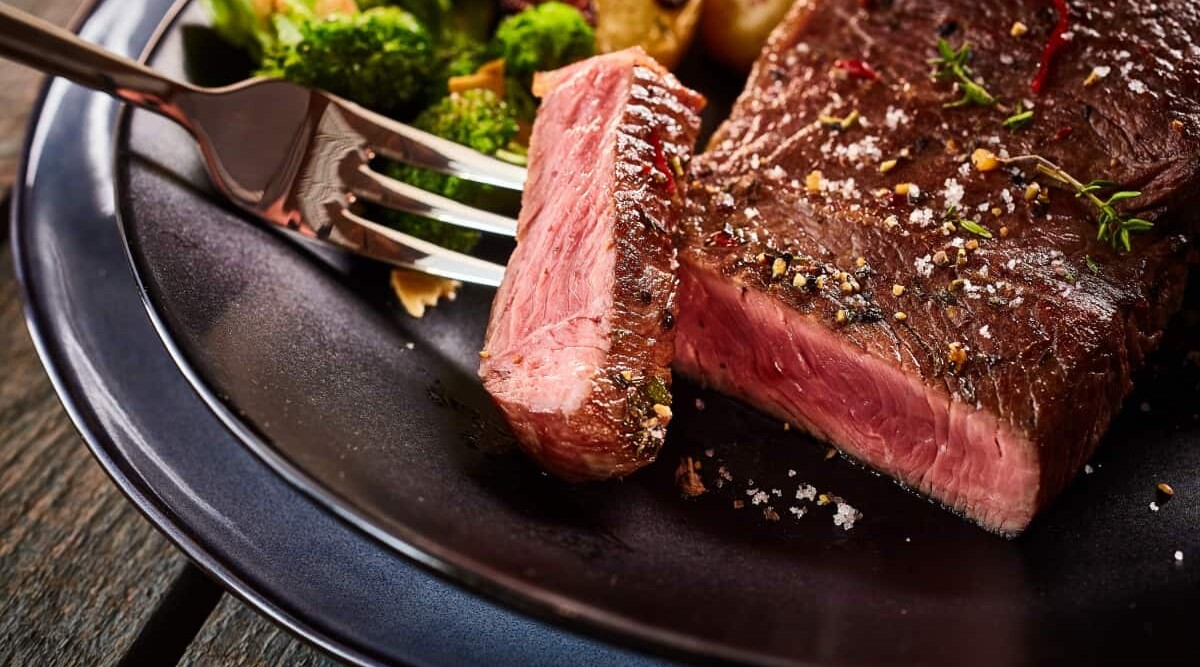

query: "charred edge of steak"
left=599, top=60, right=704, bottom=465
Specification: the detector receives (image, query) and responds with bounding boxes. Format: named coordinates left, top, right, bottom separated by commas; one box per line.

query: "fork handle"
left=0, top=3, right=191, bottom=116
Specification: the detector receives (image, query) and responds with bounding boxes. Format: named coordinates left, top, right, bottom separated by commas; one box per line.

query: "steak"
left=480, top=48, right=704, bottom=481
left=676, top=0, right=1198, bottom=533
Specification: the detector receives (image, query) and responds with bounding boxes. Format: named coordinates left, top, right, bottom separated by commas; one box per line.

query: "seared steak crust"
left=678, top=0, right=1198, bottom=532
left=481, top=49, right=704, bottom=481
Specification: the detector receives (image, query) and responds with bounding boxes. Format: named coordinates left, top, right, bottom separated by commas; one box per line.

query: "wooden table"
left=0, top=2, right=339, bottom=664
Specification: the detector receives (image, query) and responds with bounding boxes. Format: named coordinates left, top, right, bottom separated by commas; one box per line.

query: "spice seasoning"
left=832, top=58, right=879, bottom=80
left=1031, top=0, right=1071, bottom=94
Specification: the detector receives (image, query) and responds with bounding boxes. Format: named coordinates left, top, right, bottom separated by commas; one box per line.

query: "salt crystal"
left=405, top=342, right=415, bottom=350
left=833, top=502, right=863, bottom=530
left=795, top=484, right=817, bottom=501
left=1175, top=550, right=1184, bottom=562
left=1150, top=502, right=1160, bottom=512
left=942, top=179, right=965, bottom=209
left=788, top=469, right=797, bottom=478
left=1084, top=464, right=1094, bottom=474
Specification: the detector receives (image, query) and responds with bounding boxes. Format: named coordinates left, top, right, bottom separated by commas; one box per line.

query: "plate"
left=18, top=0, right=1200, bottom=665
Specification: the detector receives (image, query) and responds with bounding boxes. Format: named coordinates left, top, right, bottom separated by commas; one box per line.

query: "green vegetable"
left=354, top=0, right=495, bottom=101
left=356, top=0, right=449, bottom=36
left=379, top=89, right=520, bottom=251
left=258, top=7, right=435, bottom=116
left=428, top=29, right=489, bottom=97
left=202, top=0, right=305, bottom=60
left=490, top=2, right=595, bottom=120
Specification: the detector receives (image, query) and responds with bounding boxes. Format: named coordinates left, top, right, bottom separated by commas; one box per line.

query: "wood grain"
left=0, top=246, right=191, bottom=665
left=0, top=0, right=85, bottom=192
left=179, top=597, right=342, bottom=667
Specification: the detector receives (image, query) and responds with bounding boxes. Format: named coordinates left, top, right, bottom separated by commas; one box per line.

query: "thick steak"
left=677, top=0, right=1198, bottom=533
left=480, top=48, right=704, bottom=481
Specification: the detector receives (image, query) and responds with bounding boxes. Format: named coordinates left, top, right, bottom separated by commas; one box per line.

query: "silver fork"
left=0, top=4, right=522, bottom=286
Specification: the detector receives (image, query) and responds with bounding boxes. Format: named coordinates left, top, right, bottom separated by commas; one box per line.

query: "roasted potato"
left=700, top=0, right=792, bottom=71
left=594, top=0, right=703, bottom=70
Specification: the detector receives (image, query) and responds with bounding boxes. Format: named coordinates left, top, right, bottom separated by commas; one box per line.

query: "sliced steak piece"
left=677, top=0, right=1198, bottom=533
left=480, top=48, right=704, bottom=482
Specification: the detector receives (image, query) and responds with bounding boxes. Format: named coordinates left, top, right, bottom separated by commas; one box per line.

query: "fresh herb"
left=929, top=39, right=996, bottom=108
left=818, top=109, right=861, bottom=130
left=1003, top=102, right=1034, bottom=130
left=1085, top=255, right=1099, bottom=273
left=943, top=206, right=992, bottom=238
left=1000, top=155, right=1154, bottom=251
left=960, top=219, right=994, bottom=238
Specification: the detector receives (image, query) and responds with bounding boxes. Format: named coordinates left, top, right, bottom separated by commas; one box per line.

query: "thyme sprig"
left=944, top=206, right=993, bottom=238
left=1000, top=155, right=1154, bottom=251
left=930, top=39, right=996, bottom=108
left=1003, top=101, right=1034, bottom=130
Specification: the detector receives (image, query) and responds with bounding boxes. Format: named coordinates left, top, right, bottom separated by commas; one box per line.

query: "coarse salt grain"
left=833, top=502, right=863, bottom=530
left=1150, top=502, right=1160, bottom=512
left=943, top=179, right=965, bottom=209
left=796, top=484, right=817, bottom=501
left=884, top=106, right=909, bottom=130
left=914, top=254, right=934, bottom=278
left=787, top=469, right=797, bottom=477
left=910, top=208, right=935, bottom=227
left=979, top=325, right=992, bottom=339
left=1175, top=550, right=1184, bottom=562
left=1084, top=464, right=1094, bottom=474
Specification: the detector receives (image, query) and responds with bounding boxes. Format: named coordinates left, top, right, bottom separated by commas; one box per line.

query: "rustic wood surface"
left=180, top=597, right=338, bottom=667
left=0, top=0, right=83, bottom=192
left=0, top=2, right=346, bottom=664
left=0, top=245, right=191, bottom=665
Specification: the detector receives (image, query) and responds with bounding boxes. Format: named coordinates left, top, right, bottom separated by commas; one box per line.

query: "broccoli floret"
left=203, top=0, right=358, bottom=61
left=357, top=0, right=493, bottom=99
left=489, top=2, right=594, bottom=119
left=258, top=7, right=435, bottom=116
left=377, top=89, right=520, bottom=252
left=355, top=0, right=449, bottom=35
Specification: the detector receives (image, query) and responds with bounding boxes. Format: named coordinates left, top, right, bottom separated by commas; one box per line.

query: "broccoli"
left=489, top=1, right=595, bottom=120
left=355, top=0, right=449, bottom=36
left=258, top=7, right=436, bottom=116
left=377, top=88, right=520, bottom=252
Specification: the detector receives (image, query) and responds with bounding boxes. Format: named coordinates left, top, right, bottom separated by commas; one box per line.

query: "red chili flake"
left=648, top=132, right=676, bottom=196
left=1053, top=125, right=1073, bottom=141
left=833, top=59, right=879, bottom=80
left=705, top=229, right=742, bottom=248
left=1031, top=0, right=1071, bottom=94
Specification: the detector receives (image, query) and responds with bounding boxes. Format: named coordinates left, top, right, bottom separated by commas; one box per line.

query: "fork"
left=0, top=4, right=523, bottom=286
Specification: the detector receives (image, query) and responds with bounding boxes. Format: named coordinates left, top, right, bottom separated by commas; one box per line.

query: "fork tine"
left=329, top=208, right=506, bottom=287
left=350, top=165, right=517, bottom=237
left=337, top=99, right=527, bottom=191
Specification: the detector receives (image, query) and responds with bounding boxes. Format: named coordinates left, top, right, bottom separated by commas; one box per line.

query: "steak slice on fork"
left=480, top=48, right=704, bottom=481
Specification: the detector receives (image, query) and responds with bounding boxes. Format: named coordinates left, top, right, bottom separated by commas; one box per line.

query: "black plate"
left=24, top=0, right=1200, bottom=664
